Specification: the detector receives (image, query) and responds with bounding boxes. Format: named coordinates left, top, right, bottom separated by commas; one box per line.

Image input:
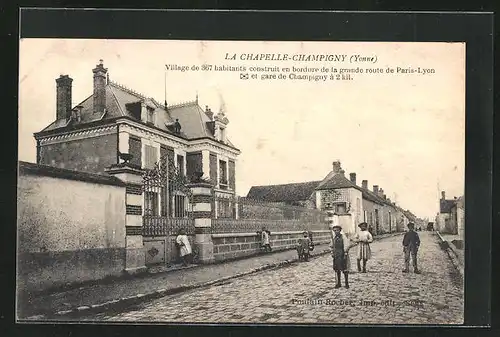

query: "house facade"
left=435, top=191, right=458, bottom=234
left=34, top=61, right=241, bottom=220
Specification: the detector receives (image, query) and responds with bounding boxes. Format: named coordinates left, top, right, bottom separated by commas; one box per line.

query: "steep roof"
left=246, top=181, right=321, bottom=203
left=440, top=199, right=456, bottom=213
left=315, top=171, right=357, bottom=190
left=38, top=80, right=236, bottom=148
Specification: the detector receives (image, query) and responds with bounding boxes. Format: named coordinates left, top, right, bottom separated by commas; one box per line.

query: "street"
left=79, top=232, right=463, bottom=324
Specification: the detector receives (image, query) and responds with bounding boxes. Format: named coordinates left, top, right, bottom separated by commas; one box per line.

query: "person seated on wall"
left=296, top=231, right=312, bottom=262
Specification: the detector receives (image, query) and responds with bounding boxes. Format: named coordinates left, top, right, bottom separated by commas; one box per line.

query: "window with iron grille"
left=144, top=145, right=158, bottom=169
left=217, top=198, right=233, bottom=218
left=144, top=191, right=159, bottom=216
left=174, top=195, right=186, bottom=218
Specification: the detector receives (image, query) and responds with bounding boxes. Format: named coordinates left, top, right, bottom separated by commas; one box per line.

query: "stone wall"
left=17, top=161, right=126, bottom=293
left=212, top=230, right=331, bottom=262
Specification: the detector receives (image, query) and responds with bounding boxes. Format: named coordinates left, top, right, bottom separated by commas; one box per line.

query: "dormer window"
left=146, top=106, right=155, bottom=125
left=220, top=127, right=226, bottom=143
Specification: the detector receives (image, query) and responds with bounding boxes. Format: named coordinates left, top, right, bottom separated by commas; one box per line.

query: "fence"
left=212, top=195, right=328, bottom=234
left=142, top=216, right=195, bottom=236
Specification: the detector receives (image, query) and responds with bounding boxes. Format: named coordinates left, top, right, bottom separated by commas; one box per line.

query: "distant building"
left=247, top=160, right=415, bottom=236
left=246, top=181, right=320, bottom=208
left=435, top=191, right=459, bottom=234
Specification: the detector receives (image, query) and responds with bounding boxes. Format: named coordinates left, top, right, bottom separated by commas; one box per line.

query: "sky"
left=18, top=39, right=465, bottom=220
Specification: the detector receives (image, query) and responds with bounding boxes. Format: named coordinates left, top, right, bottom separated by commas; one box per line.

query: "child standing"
left=353, top=222, right=374, bottom=273
left=175, top=229, right=192, bottom=266
left=296, top=231, right=312, bottom=261
left=260, top=227, right=272, bottom=253
left=402, top=222, right=421, bottom=274
left=329, top=224, right=351, bottom=289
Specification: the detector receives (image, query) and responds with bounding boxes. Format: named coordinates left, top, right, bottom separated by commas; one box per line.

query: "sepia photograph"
left=17, top=38, right=466, bottom=325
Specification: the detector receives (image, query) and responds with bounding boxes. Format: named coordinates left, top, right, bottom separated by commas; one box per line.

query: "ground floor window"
left=144, top=191, right=159, bottom=216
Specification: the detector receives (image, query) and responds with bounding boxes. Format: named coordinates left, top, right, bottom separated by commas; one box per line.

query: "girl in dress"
left=353, top=222, right=373, bottom=273
left=175, top=229, right=192, bottom=266
left=329, top=224, right=351, bottom=289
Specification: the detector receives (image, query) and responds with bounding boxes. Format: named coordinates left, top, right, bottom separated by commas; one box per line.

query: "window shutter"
left=129, top=137, right=142, bottom=167
left=229, top=160, right=236, bottom=190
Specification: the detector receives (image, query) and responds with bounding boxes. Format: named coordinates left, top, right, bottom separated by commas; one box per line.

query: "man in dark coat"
left=402, top=222, right=421, bottom=274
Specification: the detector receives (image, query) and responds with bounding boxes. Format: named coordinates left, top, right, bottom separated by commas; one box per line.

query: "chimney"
left=92, top=59, right=107, bottom=114
left=379, top=188, right=385, bottom=198
left=362, top=180, right=368, bottom=190
left=373, top=185, right=379, bottom=195
left=441, top=191, right=446, bottom=200
left=56, top=74, right=73, bottom=120
left=205, top=105, right=214, bottom=120
left=349, top=173, right=356, bottom=185
left=332, top=161, right=341, bottom=174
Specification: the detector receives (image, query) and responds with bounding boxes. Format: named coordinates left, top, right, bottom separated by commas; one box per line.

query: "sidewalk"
left=18, top=233, right=401, bottom=320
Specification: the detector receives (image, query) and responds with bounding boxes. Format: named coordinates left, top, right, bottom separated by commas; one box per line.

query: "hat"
left=358, top=222, right=368, bottom=228
left=331, top=225, right=342, bottom=230
left=303, top=231, right=309, bottom=234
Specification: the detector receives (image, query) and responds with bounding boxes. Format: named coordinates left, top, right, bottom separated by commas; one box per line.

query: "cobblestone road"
left=81, top=232, right=463, bottom=324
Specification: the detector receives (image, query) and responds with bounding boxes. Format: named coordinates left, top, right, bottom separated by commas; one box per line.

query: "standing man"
left=329, top=223, right=351, bottom=289
left=402, top=222, right=421, bottom=274
left=353, top=222, right=373, bottom=273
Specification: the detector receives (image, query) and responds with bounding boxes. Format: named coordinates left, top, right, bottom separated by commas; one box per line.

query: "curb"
left=23, top=233, right=401, bottom=320
left=435, top=231, right=464, bottom=279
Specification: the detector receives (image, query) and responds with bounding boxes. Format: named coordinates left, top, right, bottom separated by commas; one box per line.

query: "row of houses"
left=435, top=191, right=465, bottom=240
left=247, top=161, right=421, bottom=236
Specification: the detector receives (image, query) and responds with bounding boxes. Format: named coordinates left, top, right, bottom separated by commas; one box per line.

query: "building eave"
left=189, top=137, right=241, bottom=154
left=34, top=118, right=119, bottom=139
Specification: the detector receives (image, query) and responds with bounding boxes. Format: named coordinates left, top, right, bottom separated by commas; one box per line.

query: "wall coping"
left=212, top=230, right=330, bottom=238
left=18, top=161, right=125, bottom=187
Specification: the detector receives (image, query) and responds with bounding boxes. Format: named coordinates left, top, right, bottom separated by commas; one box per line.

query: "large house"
left=247, top=161, right=412, bottom=235
left=33, top=60, right=241, bottom=218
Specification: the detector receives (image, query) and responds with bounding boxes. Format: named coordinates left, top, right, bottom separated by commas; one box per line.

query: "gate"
left=142, top=155, right=195, bottom=266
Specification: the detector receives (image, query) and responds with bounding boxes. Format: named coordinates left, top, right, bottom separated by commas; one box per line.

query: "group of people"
left=329, top=221, right=421, bottom=289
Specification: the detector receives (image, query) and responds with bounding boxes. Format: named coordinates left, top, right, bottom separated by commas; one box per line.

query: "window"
left=144, top=145, right=158, bottom=169
left=219, top=160, right=228, bottom=186
left=174, top=195, right=186, bottom=218
left=144, top=191, right=159, bottom=216
left=333, top=202, right=347, bottom=214
left=177, top=155, right=185, bottom=176
left=146, top=107, right=155, bottom=125
left=217, top=199, right=233, bottom=218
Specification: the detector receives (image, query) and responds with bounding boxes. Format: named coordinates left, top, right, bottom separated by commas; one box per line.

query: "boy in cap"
left=329, top=223, right=351, bottom=288
left=352, top=222, right=373, bottom=273
left=402, top=222, right=421, bottom=274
